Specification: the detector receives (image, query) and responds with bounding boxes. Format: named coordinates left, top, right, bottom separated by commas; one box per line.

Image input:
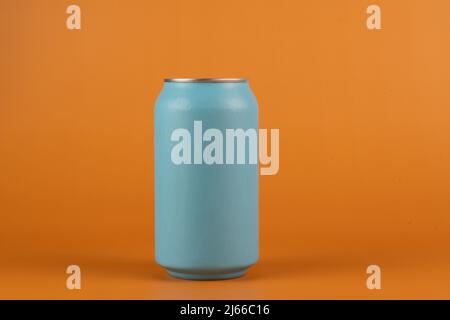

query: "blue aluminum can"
left=154, top=78, right=259, bottom=280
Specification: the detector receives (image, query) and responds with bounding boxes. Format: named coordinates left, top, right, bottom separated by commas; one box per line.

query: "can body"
left=154, top=79, right=259, bottom=280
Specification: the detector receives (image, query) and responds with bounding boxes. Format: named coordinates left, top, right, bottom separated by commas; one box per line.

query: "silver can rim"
left=164, top=78, right=247, bottom=83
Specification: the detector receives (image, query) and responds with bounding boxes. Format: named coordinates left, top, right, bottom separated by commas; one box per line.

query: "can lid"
left=164, top=78, right=247, bottom=83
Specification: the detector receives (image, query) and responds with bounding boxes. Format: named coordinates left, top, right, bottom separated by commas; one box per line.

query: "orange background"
left=1, top=0, right=449, bottom=299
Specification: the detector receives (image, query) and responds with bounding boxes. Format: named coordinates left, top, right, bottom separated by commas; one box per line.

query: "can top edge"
left=164, top=78, right=247, bottom=83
